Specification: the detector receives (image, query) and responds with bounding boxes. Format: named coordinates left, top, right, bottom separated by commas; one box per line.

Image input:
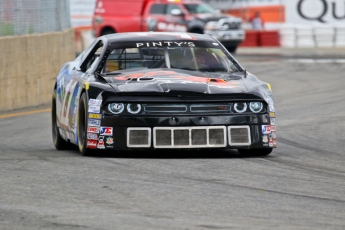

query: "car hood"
left=102, top=69, right=273, bottom=103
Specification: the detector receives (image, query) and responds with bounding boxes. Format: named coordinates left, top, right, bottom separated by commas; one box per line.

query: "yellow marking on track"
left=0, top=108, right=51, bottom=119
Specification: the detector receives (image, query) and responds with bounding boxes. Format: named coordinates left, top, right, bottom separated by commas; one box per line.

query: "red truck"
left=92, top=0, right=245, bottom=52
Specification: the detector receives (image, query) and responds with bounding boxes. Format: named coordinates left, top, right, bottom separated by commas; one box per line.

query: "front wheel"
left=237, top=148, right=273, bottom=157
left=77, top=93, right=94, bottom=156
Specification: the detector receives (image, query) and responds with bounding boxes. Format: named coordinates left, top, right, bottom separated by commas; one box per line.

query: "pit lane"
left=0, top=54, right=344, bottom=230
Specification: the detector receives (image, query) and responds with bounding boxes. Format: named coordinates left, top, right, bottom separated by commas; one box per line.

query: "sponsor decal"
left=88, top=113, right=102, bottom=119
left=136, top=41, right=194, bottom=48
left=271, top=125, right=276, bottom=132
left=269, top=137, right=273, bottom=147
left=100, top=127, right=113, bottom=136
left=97, top=136, right=105, bottom=149
left=106, top=137, right=114, bottom=145
left=89, top=99, right=102, bottom=106
left=269, top=112, right=275, bottom=117
left=88, top=105, right=100, bottom=113
left=84, top=82, right=89, bottom=90
left=88, top=118, right=101, bottom=127
left=269, top=105, right=275, bottom=112
left=270, top=118, right=276, bottom=125
left=262, top=135, right=269, bottom=143
left=262, top=125, right=271, bottom=134
left=273, top=138, right=277, bottom=147
left=105, top=137, right=114, bottom=145
left=271, top=131, right=276, bottom=139
left=87, top=140, right=97, bottom=148
left=87, top=133, right=98, bottom=140
left=87, top=126, right=100, bottom=133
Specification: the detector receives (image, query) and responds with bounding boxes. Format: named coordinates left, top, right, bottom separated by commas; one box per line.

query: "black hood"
left=101, top=69, right=273, bottom=103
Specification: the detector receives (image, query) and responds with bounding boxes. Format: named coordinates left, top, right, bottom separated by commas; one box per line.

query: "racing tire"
left=51, top=89, right=76, bottom=150
left=237, top=148, right=272, bottom=157
left=77, top=93, right=94, bottom=156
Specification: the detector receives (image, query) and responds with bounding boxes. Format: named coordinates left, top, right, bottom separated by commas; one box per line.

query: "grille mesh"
left=154, top=126, right=226, bottom=148
left=127, top=128, right=151, bottom=147
left=228, top=126, right=251, bottom=145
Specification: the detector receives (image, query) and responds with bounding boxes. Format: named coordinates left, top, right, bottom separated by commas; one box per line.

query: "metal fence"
left=0, top=0, right=71, bottom=36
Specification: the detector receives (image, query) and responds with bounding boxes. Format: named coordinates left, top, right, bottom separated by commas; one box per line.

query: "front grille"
left=190, top=104, right=231, bottom=112
left=127, top=128, right=151, bottom=147
left=144, top=104, right=187, bottom=113
left=127, top=126, right=251, bottom=148
left=143, top=103, right=234, bottom=114
left=153, top=126, right=226, bottom=148
left=228, top=126, right=251, bottom=145
left=219, top=19, right=242, bottom=30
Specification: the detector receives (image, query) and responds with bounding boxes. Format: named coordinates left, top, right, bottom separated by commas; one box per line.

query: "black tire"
left=189, top=28, right=203, bottom=34
left=237, top=148, right=273, bottom=157
left=51, top=89, right=75, bottom=150
left=101, top=28, right=115, bottom=36
left=77, top=93, right=94, bottom=156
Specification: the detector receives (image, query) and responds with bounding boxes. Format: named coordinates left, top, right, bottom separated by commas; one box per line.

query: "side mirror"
left=170, top=9, right=184, bottom=16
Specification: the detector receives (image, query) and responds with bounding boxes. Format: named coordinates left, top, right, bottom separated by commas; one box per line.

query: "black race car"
left=52, top=32, right=276, bottom=156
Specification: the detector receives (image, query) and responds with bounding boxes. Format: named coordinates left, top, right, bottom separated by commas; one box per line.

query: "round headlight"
left=249, top=102, right=263, bottom=113
left=108, top=103, right=124, bottom=114
left=234, top=102, right=247, bottom=113
left=127, top=103, right=141, bottom=114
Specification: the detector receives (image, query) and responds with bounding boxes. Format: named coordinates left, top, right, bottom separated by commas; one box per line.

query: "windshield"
left=104, top=44, right=240, bottom=74
left=183, top=3, right=216, bottom=14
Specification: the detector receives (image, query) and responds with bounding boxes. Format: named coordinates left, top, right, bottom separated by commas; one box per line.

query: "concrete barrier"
left=0, top=28, right=75, bottom=113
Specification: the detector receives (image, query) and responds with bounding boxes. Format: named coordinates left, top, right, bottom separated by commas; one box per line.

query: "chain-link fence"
left=0, top=0, right=71, bottom=36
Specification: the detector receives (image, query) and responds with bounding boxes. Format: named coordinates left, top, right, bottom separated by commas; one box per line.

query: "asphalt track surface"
left=1, top=50, right=345, bottom=230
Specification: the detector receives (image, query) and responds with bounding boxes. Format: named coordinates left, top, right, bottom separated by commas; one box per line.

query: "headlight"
left=108, top=103, right=124, bottom=114
left=234, top=102, right=247, bottom=113
left=205, top=21, right=218, bottom=30
left=249, top=102, right=263, bottom=113
left=127, top=103, right=141, bottom=114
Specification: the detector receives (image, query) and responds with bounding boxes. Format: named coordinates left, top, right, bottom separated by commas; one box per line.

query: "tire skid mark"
left=278, top=137, right=339, bottom=155
left=179, top=175, right=345, bottom=203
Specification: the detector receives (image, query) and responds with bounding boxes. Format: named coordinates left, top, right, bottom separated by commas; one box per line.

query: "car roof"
left=103, top=32, right=217, bottom=43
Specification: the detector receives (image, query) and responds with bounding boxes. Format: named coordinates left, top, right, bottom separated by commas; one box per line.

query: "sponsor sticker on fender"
left=89, top=113, right=102, bottom=119
left=88, top=105, right=100, bottom=113
left=100, top=127, right=113, bottom=136
left=87, top=140, right=97, bottom=148
left=88, top=99, right=102, bottom=106
left=88, top=119, right=101, bottom=127
left=97, top=136, right=105, bottom=149
left=269, top=105, right=275, bottom=112
left=262, top=125, right=271, bottom=134
left=270, top=118, right=276, bottom=125
left=87, top=126, right=100, bottom=133
left=106, top=137, right=114, bottom=145
left=87, top=133, right=98, bottom=140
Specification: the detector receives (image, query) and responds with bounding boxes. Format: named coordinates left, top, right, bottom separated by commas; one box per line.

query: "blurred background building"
left=0, top=0, right=70, bottom=36
left=69, top=0, right=345, bottom=50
